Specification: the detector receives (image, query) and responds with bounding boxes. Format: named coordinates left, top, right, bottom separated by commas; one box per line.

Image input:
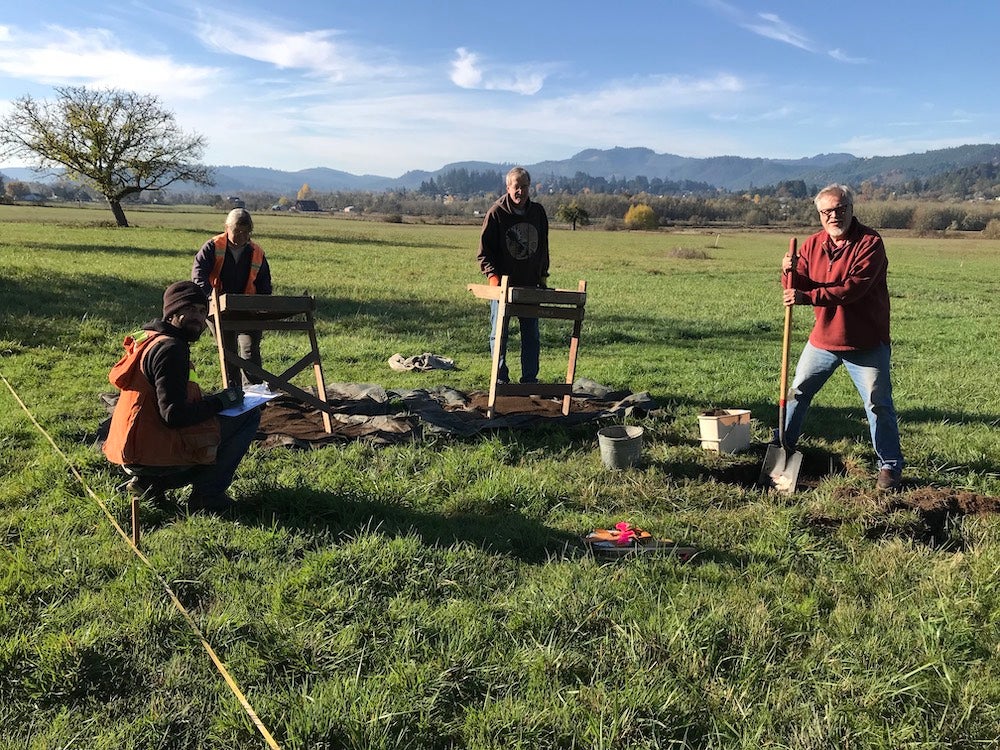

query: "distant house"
left=294, top=199, right=320, bottom=212
left=227, top=196, right=245, bottom=208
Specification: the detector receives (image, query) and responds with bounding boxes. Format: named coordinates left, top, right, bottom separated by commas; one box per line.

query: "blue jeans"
left=784, top=342, right=903, bottom=471
left=190, top=408, right=261, bottom=498
left=489, top=300, right=540, bottom=383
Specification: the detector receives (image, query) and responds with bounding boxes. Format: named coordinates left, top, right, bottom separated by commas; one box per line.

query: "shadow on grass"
left=1, top=270, right=482, bottom=350
left=14, top=241, right=202, bottom=260
left=584, top=312, right=779, bottom=348
left=19, top=640, right=146, bottom=710
left=131, top=220, right=467, bottom=250
left=132, top=486, right=579, bottom=565
left=315, top=295, right=487, bottom=340
left=4, top=272, right=174, bottom=345
left=248, top=490, right=580, bottom=564
left=753, top=403, right=1000, bottom=456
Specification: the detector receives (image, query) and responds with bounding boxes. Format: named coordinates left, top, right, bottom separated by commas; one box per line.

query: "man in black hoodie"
left=476, top=167, right=550, bottom=384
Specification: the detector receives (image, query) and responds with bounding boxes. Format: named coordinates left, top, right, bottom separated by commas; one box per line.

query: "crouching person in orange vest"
left=192, top=208, right=272, bottom=388
left=103, top=281, right=260, bottom=515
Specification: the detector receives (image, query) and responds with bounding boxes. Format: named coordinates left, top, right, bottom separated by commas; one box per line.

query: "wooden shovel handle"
left=778, top=237, right=797, bottom=444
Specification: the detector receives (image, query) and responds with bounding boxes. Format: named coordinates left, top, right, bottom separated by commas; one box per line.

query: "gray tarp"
left=257, top=378, right=659, bottom=448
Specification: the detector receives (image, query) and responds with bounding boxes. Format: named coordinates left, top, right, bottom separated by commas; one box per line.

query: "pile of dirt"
left=887, top=488, right=1000, bottom=515
left=819, top=485, right=1000, bottom=549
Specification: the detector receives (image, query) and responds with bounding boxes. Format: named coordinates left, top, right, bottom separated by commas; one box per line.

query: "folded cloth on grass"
left=388, top=352, right=456, bottom=372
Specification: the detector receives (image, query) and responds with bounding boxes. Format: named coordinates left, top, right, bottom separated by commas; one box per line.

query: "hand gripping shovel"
left=759, top=237, right=803, bottom=493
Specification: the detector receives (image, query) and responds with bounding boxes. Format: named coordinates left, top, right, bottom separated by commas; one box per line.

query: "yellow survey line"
left=0, top=372, right=282, bottom=750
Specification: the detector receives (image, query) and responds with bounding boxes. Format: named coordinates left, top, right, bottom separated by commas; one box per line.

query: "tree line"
left=3, top=85, right=1000, bottom=231
left=418, top=168, right=717, bottom=198
left=6, top=175, right=1000, bottom=235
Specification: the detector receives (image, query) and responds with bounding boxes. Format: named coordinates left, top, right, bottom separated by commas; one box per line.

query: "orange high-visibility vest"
left=207, top=233, right=265, bottom=293
left=103, top=331, right=220, bottom=467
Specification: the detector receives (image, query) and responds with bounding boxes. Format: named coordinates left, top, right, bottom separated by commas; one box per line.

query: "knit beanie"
left=162, top=281, right=209, bottom=319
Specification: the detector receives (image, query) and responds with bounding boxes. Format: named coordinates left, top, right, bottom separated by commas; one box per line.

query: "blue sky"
left=1, top=1, right=997, bottom=177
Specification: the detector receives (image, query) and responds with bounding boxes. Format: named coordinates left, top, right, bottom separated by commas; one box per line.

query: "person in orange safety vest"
left=192, top=208, right=272, bottom=388
left=103, top=281, right=260, bottom=514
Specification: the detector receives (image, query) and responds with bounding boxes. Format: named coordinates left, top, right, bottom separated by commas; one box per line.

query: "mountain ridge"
left=4, top=144, right=1000, bottom=195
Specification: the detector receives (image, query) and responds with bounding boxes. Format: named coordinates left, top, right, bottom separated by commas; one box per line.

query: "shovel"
left=759, top=237, right=803, bottom=493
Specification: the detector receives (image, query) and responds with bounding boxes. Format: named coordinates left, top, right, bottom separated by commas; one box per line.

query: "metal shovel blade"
left=758, top=444, right=803, bottom=493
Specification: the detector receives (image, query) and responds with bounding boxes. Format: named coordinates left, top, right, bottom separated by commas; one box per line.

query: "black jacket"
left=139, top=319, right=221, bottom=428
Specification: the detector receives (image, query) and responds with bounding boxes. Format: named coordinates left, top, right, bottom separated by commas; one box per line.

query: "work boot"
left=125, top=476, right=171, bottom=509
left=876, top=468, right=902, bottom=492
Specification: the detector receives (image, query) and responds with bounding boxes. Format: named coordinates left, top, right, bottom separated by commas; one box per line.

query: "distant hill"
left=207, top=165, right=394, bottom=193
left=5, top=144, right=1000, bottom=194
left=0, top=167, right=58, bottom=183
left=522, top=144, right=1000, bottom=191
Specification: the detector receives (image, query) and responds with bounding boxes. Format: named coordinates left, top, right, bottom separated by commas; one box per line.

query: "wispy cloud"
left=828, top=48, right=868, bottom=64
left=192, top=12, right=402, bottom=83
left=0, top=16, right=773, bottom=174
left=197, top=69, right=756, bottom=173
left=560, top=73, right=745, bottom=114
left=711, top=105, right=794, bottom=123
left=703, top=1, right=865, bottom=63
left=744, top=13, right=813, bottom=51
left=0, top=6, right=902, bottom=174
left=449, top=48, right=545, bottom=95
left=0, top=25, right=220, bottom=98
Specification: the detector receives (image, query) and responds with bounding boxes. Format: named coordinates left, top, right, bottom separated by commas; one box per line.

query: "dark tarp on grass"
left=256, top=378, right=658, bottom=448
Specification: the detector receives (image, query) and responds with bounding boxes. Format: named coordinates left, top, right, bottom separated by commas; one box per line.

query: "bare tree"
left=0, top=86, right=213, bottom=226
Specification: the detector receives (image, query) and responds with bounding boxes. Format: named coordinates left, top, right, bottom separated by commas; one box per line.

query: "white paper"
left=218, top=383, right=281, bottom=416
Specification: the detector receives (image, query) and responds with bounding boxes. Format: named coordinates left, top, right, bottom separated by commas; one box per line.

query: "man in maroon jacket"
left=782, top=184, right=904, bottom=491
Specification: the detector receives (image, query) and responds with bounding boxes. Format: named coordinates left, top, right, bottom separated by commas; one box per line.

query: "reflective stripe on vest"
left=207, top=233, right=265, bottom=294
left=129, top=329, right=204, bottom=387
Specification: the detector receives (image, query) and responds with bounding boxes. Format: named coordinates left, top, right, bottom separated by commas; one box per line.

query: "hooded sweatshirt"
left=477, top=194, right=549, bottom=287
left=103, top=319, right=221, bottom=466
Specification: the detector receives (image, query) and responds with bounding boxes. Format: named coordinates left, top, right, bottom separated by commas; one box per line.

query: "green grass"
left=2, top=204, right=1000, bottom=748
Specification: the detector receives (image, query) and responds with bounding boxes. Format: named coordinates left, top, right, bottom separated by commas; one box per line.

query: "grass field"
left=3, top=203, right=1000, bottom=748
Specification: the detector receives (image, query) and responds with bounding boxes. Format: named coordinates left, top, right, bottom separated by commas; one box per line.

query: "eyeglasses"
left=819, top=204, right=851, bottom=219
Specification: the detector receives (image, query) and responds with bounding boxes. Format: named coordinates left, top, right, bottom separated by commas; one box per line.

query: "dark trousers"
left=124, top=409, right=261, bottom=499
left=212, top=328, right=263, bottom=388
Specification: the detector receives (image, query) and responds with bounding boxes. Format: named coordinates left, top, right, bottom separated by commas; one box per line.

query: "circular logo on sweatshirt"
left=505, top=223, right=539, bottom=260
